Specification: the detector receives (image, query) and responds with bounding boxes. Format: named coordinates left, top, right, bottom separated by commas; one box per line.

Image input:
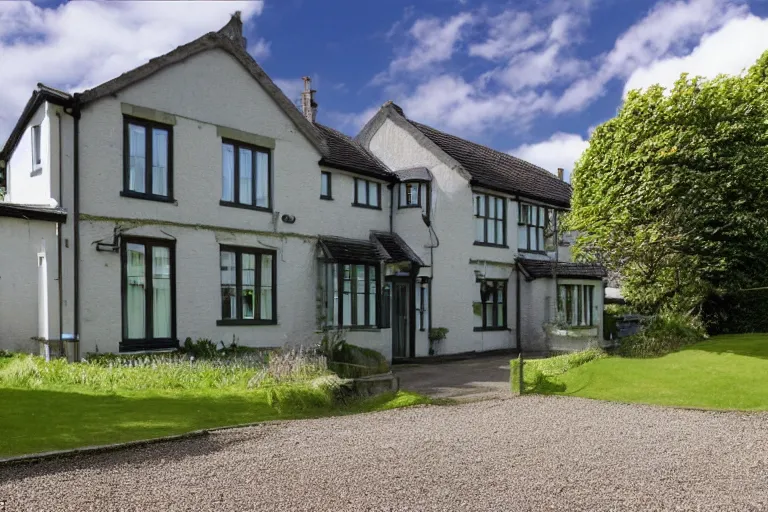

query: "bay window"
left=121, top=238, right=176, bottom=350
left=319, top=262, right=379, bottom=328
left=221, top=140, right=271, bottom=210
left=218, top=246, right=276, bottom=325
left=557, top=284, right=595, bottom=326
left=399, top=182, right=427, bottom=209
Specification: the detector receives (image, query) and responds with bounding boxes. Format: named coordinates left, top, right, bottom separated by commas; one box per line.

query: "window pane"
left=487, top=217, right=496, bottom=243
left=222, top=144, right=235, bottom=202
left=321, top=173, right=330, bottom=197
left=260, top=254, right=273, bottom=321
left=529, top=226, right=537, bottom=249
left=32, top=125, right=41, bottom=165
left=399, top=183, right=407, bottom=206
left=255, top=151, right=269, bottom=208
left=241, top=253, right=256, bottom=319
left=538, top=207, right=546, bottom=227
left=152, top=246, right=171, bottom=338
left=496, top=198, right=504, bottom=220
left=487, top=196, right=495, bottom=218
left=221, top=251, right=236, bottom=319
left=423, top=282, right=429, bottom=330
left=537, top=228, right=544, bottom=251
left=126, top=243, right=146, bottom=339
left=355, top=265, right=366, bottom=325
left=496, top=220, right=504, bottom=245
left=330, top=263, right=338, bottom=326
left=476, top=194, right=486, bottom=216
left=369, top=182, right=379, bottom=207
left=517, top=226, right=527, bottom=249
left=151, top=128, right=169, bottom=196
left=476, top=218, right=485, bottom=242
left=420, top=184, right=427, bottom=208
left=128, top=124, right=146, bottom=193
left=368, top=266, right=377, bottom=326
left=519, top=204, right=528, bottom=225
left=357, top=180, right=367, bottom=204
left=239, top=148, right=253, bottom=205
left=342, top=264, right=352, bottom=324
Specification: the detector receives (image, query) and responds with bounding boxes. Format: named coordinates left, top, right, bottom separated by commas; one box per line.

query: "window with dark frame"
left=31, top=125, right=42, bottom=168
left=219, top=246, right=276, bottom=325
left=518, top=202, right=549, bottom=252
left=319, top=261, right=379, bottom=328
left=557, top=284, right=595, bottom=326
left=320, top=171, right=332, bottom=200
left=221, top=139, right=271, bottom=211
left=121, top=237, right=176, bottom=350
left=353, top=178, right=381, bottom=209
left=123, top=116, right=173, bottom=201
left=415, top=279, right=429, bottom=331
left=473, top=193, right=506, bottom=246
left=474, top=279, right=507, bottom=330
left=399, top=182, right=427, bottom=208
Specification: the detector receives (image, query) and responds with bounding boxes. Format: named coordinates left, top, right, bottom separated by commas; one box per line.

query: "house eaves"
left=0, top=203, right=67, bottom=223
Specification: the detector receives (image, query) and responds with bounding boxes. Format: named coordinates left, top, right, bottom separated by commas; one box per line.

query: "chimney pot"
left=557, top=168, right=564, bottom=180
left=301, top=76, right=317, bottom=123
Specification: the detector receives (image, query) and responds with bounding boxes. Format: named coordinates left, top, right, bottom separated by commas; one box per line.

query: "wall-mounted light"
left=281, top=214, right=296, bottom=224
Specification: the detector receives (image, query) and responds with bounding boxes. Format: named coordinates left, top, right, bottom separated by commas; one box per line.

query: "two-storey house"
left=0, top=14, right=604, bottom=361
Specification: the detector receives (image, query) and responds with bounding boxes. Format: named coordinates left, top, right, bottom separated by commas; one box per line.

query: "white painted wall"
left=6, top=103, right=52, bottom=205
left=0, top=217, right=60, bottom=351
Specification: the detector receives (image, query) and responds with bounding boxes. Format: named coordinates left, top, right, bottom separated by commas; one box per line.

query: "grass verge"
left=514, top=334, right=768, bottom=411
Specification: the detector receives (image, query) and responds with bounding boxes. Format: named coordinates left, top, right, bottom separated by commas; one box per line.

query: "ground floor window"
left=415, top=279, right=430, bottom=331
left=558, top=284, right=594, bottom=326
left=319, top=262, right=379, bottom=328
left=219, top=246, right=276, bottom=325
left=473, top=279, right=507, bottom=330
left=121, top=238, right=176, bottom=347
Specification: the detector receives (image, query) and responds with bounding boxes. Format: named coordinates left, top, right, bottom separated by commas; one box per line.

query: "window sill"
left=320, top=195, right=333, bottom=201
left=219, top=200, right=272, bottom=213
left=216, top=319, right=277, bottom=326
left=518, top=249, right=547, bottom=255
left=120, top=190, right=176, bottom=204
left=473, top=327, right=511, bottom=332
left=398, top=204, right=422, bottom=209
left=345, top=326, right=381, bottom=332
left=119, top=338, right=179, bottom=352
left=30, top=167, right=43, bottom=177
left=351, top=203, right=382, bottom=210
left=473, top=242, right=509, bottom=248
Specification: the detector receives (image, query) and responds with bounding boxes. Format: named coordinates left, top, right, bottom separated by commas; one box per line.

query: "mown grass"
left=0, top=354, right=430, bottom=458
left=514, top=334, right=768, bottom=411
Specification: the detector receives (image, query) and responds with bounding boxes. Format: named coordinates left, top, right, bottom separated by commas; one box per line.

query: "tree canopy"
left=567, top=50, right=768, bottom=312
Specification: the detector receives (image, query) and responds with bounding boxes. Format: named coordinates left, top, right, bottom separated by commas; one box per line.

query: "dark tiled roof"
left=394, top=167, right=431, bottom=182
left=0, top=203, right=67, bottom=223
left=518, top=259, right=606, bottom=280
left=316, top=124, right=393, bottom=180
left=370, top=231, right=425, bottom=265
left=318, top=236, right=385, bottom=263
left=409, top=120, right=572, bottom=208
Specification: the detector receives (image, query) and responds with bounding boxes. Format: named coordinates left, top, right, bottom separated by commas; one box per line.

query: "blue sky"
left=2, top=0, right=768, bottom=177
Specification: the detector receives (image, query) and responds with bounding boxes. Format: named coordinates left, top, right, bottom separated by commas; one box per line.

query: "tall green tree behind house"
left=567, top=51, right=768, bottom=313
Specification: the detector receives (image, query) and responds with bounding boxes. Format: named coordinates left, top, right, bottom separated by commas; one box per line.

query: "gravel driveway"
left=2, top=396, right=767, bottom=511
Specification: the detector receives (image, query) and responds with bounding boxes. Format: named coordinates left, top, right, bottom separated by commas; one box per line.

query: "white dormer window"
left=399, top=182, right=427, bottom=208
left=31, top=125, right=42, bottom=169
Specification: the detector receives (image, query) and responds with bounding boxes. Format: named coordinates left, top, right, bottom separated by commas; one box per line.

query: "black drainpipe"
left=72, top=102, right=81, bottom=360
left=516, top=264, right=521, bottom=352
left=388, top=183, right=394, bottom=232
left=56, top=111, right=63, bottom=343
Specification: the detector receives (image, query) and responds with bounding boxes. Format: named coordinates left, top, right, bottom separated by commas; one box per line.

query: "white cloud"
left=248, top=38, right=271, bottom=61
left=555, top=0, right=745, bottom=113
left=623, top=14, right=768, bottom=94
left=374, top=12, right=473, bottom=83
left=273, top=78, right=304, bottom=107
left=0, top=1, right=264, bottom=142
left=510, top=133, right=589, bottom=180
left=468, top=11, right=546, bottom=60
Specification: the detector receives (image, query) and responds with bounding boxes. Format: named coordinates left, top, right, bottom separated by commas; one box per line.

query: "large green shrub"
left=618, top=311, right=705, bottom=358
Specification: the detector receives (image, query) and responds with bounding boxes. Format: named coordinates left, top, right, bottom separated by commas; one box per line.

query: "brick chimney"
left=557, top=168, right=564, bottom=180
left=218, top=11, right=247, bottom=49
left=301, top=76, right=317, bottom=123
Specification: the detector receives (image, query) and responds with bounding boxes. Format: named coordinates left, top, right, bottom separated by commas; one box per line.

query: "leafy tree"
left=567, top=50, right=768, bottom=313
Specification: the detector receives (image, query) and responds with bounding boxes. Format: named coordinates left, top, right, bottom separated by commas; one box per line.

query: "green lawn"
left=0, top=354, right=430, bottom=458
left=546, top=334, right=768, bottom=410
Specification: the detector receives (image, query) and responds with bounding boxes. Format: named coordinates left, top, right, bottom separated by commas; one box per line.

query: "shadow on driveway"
left=394, top=356, right=512, bottom=401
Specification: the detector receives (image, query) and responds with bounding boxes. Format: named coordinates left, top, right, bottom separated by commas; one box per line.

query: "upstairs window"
left=31, top=125, right=42, bottom=169
left=474, top=193, right=506, bottom=246
left=558, top=284, right=595, bottom=327
left=221, top=140, right=271, bottom=211
left=518, top=203, right=550, bottom=252
left=123, top=117, right=173, bottom=201
left=320, top=171, right=332, bottom=200
left=353, top=178, right=380, bottom=209
left=399, top=182, right=427, bottom=208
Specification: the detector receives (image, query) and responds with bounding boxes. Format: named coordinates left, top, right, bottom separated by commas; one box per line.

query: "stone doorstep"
left=0, top=372, right=402, bottom=467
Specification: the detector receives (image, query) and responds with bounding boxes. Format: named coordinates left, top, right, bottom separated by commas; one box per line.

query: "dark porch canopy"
left=517, top=258, right=606, bottom=281
left=317, top=232, right=424, bottom=265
